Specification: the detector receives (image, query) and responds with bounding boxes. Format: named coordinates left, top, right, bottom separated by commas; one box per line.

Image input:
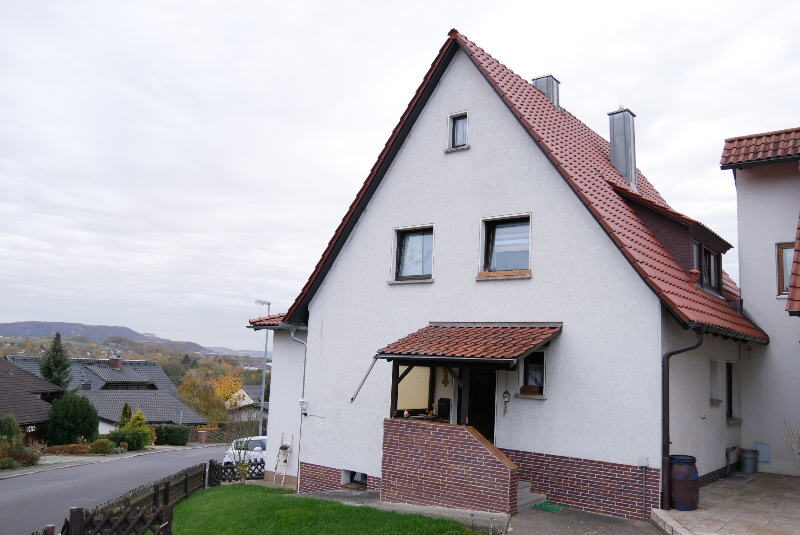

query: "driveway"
left=0, top=444, right=226, bottom=535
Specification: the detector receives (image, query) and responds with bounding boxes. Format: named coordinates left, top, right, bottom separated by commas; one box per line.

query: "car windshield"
left=234, top=439, right=266, bottom=451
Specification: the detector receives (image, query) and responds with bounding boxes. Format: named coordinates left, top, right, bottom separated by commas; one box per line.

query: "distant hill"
left=205, top=347, right=268, bottom=358
left=0, top=321, right=160, bottom=342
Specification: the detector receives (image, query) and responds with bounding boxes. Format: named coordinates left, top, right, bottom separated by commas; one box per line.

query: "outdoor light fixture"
left=502, top=390, right=511, bottom=416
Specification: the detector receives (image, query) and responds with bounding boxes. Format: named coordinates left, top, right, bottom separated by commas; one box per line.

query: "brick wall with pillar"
left=502, top=448, right=660, bottom=521
left=382, top=418, right=519, bottom=514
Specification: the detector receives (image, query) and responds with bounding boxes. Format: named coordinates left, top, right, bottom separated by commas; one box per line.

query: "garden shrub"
left=47, top=393, right=99, bottom=446
left=0, top=458, right=19, bottom=470
left=0, top=414, right=20, bottom=440
left=153, top=424, right=190, bottom=446
left=42, top=444, right=91, bottom=455
left=108, top=428, right=150, bottom=451
left=2, top=437, right=40, bottom=466
left=90, top=438, right=113, bottom=454
left=119, top=441, right=128, bottom=451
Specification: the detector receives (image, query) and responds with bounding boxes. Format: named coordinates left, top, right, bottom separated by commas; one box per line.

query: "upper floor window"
left=396, top=227, right=433, bottom=280
left=484, top=216, right=530, bottom=272
left=450, top=113, right=468, bottom=149
left=777, top=242, right=795, bottom=295
left=693, top=241, right=721, bottom=292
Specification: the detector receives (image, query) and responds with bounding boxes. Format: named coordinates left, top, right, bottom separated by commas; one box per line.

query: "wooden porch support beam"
left=389, top=360, right=399, bottom=418
left=397, top=365, right=415, bottom=384
left=459, top=366, right=470, bottom=425
left=446, top=367, right=463, bottom=388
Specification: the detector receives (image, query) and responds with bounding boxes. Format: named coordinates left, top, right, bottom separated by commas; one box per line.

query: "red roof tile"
left=284, top=30, right=767, bottom=343
left=249, top=313, right=286, bottom=327
left=787, top=214, right=800, bottom=316
left=377, top=323, right=562, bottom=360
left=721, top=127, right=800, bottom=169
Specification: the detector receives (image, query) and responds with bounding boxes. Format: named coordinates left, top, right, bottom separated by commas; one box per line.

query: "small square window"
left=777, top=242, right=795, bottom=295
left=521, top=352, right=544, bottom=396
left=485, top=217, right=530, bottom=272
left=450, top=114, right=467, bottom=148
left=396, top=227, right=433, bottom=280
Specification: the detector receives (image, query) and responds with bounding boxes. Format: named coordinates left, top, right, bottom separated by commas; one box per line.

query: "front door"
left=468, top=368, right=496, bottom=443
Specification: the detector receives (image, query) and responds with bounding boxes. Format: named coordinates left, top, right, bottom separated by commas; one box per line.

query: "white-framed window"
left=692, top=240, right=721, bottom=292
left=394, top=226, right=433, bottom=281
left=481, top=215, right=531, bottom=274
left=520, top=352, right=545, bottom=396
left=448, top=112, right=468, bottom=150
left=777, top=242, right=795, bottom=295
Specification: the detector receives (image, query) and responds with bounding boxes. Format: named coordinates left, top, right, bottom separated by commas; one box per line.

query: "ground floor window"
left=521, top=352, right=544, bottom=395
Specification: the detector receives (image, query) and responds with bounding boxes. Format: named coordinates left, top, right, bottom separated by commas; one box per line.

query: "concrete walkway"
left=651, top=473, right=800, bottom=535
left=509, top=505, right=659, bottom=535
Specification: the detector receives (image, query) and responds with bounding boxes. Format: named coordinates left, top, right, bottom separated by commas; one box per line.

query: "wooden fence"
left=31, top=462, right=208, bottom=535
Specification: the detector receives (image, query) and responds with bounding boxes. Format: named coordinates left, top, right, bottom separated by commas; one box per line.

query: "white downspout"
left=290, top=327, right=308, bottom=490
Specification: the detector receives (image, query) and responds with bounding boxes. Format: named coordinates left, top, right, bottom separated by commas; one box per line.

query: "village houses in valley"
left=249, top=30, right=797, bottom=521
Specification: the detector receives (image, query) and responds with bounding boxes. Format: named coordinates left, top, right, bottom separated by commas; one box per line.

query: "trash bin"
left=739, top=449, right=758, bottom=473
left=670, top=455, right=699, bottom=511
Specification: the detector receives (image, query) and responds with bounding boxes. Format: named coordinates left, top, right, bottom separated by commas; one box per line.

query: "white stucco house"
left=249, top=30, right=769, bottom=520
left=721, top=127, right=800, bottom=475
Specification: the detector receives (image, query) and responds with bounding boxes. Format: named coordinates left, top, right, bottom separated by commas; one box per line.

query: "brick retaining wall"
left=382, top=418, right=518, bottom=514
left=502, top=448, right=660, bottom=521
left=298, top=462, right=382, bottom=493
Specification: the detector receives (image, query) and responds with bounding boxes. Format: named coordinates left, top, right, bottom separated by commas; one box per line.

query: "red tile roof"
left=376, top=323, right=562, bottom=360
left=721, top=127, right=800, bottom=169
left=249, top=313, right=286, bottom=328
left=787, top=214, right=800, bottom=316
left=283, top=30, right=767, bottom=343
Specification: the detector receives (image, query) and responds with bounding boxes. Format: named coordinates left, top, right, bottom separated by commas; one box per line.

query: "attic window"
left=777, top=242, right=794, bottom=295
left=693, top=241, right=721, bottom=292
left=448, top=113, right=468, bottom=150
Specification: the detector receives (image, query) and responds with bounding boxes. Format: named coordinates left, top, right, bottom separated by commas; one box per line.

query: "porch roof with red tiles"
left=376, top=323, right=562, bottom=361
left=720, top=127, right=800, bottom=169
left=248, top=313, right=286, bottom=328
left=281, top=29, right=767, bottom=343
left=787, top=214, right=800, bottom=316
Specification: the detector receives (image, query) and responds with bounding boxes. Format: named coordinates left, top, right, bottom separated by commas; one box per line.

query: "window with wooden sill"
left=520, top=352, right=544, bottom=397
left=777, top=242, right=795, bottom=296
left=480, top=215, right=530, bottom=278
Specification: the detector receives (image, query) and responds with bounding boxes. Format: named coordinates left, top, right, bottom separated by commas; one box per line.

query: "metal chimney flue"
left=532, top=75, right=560, bottom=109
left=608, top=106, right=637, bottom=190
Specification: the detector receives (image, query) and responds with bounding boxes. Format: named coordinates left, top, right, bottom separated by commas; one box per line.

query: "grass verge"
left=172, top=484, right=482, bottom=535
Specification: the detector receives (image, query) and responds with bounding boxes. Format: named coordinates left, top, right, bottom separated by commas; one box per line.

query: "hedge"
left=153, top=424, right=190, bottom=446
left=108, top=428, right=150, bottom=451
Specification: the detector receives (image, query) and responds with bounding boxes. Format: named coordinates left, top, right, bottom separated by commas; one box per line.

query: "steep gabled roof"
left=721, top=127, right=800, bottom=169
left=282, top=29, right=766, bottom=343
left=788, top=213, right=800, bottom=317
left=0, top=358, right=62, bottom=425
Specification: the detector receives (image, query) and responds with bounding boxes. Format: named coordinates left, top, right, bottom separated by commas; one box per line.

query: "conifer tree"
left=119, top=403, right=132, bottom=428
left=39, top=332, right=72, bottom=388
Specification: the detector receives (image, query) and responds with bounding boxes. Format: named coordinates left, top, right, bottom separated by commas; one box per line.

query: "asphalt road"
left=0, top=445, right=226, bottom=535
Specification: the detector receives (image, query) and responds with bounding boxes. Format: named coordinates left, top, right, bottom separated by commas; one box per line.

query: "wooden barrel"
left=670, top=455, right=699, bottom=511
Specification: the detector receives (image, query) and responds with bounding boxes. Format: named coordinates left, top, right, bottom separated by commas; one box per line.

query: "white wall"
left=663, top=310, right=742, bottom=476
left=98, top=419, right=116, bottom=435
left=286, top=48, right=664, bottom=480
left=264, top=330, right=305, bottom=477
left=735, top=161, right=800, bottom=475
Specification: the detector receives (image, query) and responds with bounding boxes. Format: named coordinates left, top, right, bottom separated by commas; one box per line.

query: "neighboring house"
left=5, top=356, right=205, bottom=432
left=228, top=385, right=269, bottom=422
left=0, top=358, right=63, bottom=442
left=721, top=127, right=800, bottom=475
left=81, top=390, right=207, bottom=434
left=249, top=30, right=768, bottom=520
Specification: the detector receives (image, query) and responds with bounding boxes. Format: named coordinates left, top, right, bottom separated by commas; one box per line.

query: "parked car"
left=222, top=436, right=267, bottom=466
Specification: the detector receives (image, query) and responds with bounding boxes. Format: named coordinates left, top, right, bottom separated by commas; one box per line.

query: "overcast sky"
left=1, top=1, right=798, bottom=350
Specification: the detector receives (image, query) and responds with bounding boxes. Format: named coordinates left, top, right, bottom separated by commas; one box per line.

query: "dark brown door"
left=468, top=368, right=496, bottom=443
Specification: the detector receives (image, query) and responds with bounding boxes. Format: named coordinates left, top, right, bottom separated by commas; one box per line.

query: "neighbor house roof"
left=720, top=127, right=800, bottom=169
left=84, top=363, right=153, bottom=385
left=6, top=356, right=178, bottom=395
left=0, top=358, right=62, bottom=425
left=242, top=385, right=266, bottom=404
left=376, top=323, right=562, bottom=362
left=78, top=390, right=207, bottom=426
left=280, top=29, right=766, bottom=343
left=788, top=214, right=800, bottom=316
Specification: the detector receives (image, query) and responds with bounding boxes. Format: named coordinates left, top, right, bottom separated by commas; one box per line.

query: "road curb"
left=0, top=444, right=225, bottom=481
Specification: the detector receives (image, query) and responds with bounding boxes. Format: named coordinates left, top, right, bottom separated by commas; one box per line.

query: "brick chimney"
left=109, top=357, right=122, bottom=369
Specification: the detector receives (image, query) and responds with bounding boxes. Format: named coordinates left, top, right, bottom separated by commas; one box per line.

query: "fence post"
left=162, top=477, right=173, bottom=535
left=69, top=507, right=83, bottom=535
left=204, top=460, right=209, bottom=489
left=153, top=483, right=160, bottom=507
left=44, top=525, right=55, bottom=535
left=184, top=471, right=189, bottom=499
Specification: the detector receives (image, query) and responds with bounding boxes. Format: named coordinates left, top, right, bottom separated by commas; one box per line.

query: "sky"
left=1, top=1, right=798, bottom=350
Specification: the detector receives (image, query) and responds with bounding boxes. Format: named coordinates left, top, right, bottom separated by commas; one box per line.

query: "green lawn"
left=172, top=484, right=481, bottom=535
